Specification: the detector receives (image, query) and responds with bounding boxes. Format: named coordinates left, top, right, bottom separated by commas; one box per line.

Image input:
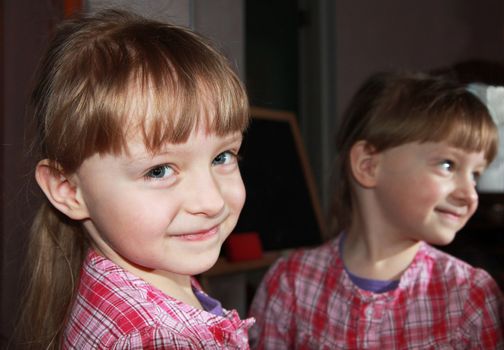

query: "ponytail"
left=15, top=202, right=88, bottom=349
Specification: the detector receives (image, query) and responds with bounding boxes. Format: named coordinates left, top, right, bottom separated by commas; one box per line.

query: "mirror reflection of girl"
left=250, top=72, right=504, bottom=349
left=17, top=9, right=253, bottom=349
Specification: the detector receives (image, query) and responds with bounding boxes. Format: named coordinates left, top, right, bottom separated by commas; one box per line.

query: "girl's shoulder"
left=263, top=237, right=343, bottom=287
left=409, top=243, right=502, bottom=295
left=275, top=237, right=339, bottom=267
left=65, top=250, right=253, bottom=348
left=80, top=249, right=157, bottom=304
left=419, top=244, right=491, bottom=279
left=71, top=250, right=176, bottom=328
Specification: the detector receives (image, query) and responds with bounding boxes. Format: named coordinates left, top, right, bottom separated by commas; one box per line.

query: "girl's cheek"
left=230, top=178, right=246, bottom=207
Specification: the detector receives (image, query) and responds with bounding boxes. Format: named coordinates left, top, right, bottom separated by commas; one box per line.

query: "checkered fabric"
left=63, top=250, right=253, bottom=349
left=249, top=237, right=504, bottom=349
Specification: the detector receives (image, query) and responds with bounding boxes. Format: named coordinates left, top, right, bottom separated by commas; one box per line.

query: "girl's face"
left=370, top=141, right=486, bottom=246
left=73, top=126, right=245, bottom=283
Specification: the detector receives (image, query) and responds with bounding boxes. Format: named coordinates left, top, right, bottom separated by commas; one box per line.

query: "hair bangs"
left=424, top=107, right=498, bottom=162
left=130, top=59, right=249, bottom=154
left=91, top=18, right=249, bottom=155
left=367, top=88, right=498, bottom=163
left=37, top=11, right=248, bottom=172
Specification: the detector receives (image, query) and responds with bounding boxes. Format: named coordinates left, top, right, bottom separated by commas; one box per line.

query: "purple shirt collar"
left=193, top=288, right=225, bottom=316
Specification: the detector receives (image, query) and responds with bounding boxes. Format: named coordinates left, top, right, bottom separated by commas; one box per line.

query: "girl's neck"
left=141, top=270, right=203, bottom=310
left=342, top=224, right=421, bottom=281
left=92, top=246, right=203, bottom=309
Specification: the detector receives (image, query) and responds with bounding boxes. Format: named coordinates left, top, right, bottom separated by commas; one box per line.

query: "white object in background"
left=468, top=84, right=504, bottom=193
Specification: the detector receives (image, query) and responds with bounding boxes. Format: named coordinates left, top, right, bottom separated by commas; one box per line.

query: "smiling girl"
left=250, top=71, right=504, bottom=349
left=17, top=9, right=252, bottom=349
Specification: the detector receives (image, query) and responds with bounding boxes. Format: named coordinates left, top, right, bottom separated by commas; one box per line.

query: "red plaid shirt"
left=249, top=237, right=504, bottom=349
left=63, top=250, right=253, bottom=349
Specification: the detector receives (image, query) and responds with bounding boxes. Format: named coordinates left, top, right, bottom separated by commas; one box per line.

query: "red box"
left=225, top=232, right=263, bottom=262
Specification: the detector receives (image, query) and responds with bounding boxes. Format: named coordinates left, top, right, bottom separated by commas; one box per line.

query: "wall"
left=1, top=2, right=63, bottom=345
left=86, top=0, right=245, bottom=79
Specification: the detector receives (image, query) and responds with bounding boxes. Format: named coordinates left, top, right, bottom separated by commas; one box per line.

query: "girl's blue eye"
left=213, top=151, right=235, bottom=165
left=440, top=160, right=454, bottom=172
left=146, top=165, right=174, bottom=179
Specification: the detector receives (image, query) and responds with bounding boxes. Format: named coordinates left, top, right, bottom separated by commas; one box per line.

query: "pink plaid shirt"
left=63, top=250, right=253, bottom=349
left=249, top=236, right=504, bottom=349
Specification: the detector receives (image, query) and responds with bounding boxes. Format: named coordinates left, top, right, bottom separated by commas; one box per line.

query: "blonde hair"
left=329, top=71, right=498, bottom=237
left=17, top=9, right=248, bottom=349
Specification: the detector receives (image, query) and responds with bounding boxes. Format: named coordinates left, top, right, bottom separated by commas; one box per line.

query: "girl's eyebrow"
left=223, top=133, right=243, bottom=144
left=123, top=150, right=174, bottom=166
left=474, top=157, right=488, bottom=169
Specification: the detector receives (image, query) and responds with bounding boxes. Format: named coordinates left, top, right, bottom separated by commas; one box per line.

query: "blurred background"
left=2, top=0, right=504, bottom=345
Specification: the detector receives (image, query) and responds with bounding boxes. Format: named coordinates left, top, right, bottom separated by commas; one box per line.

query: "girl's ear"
left=349, top=140, right=381, bottom=188
left=35, top=160, right=89, bottom=220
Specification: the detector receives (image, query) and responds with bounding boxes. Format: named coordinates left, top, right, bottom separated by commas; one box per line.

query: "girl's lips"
left=173, top=226, right=219, bottom=241
left=437, top=209, right=460, bottom=217
left=435, top=207, right=467, bottom=223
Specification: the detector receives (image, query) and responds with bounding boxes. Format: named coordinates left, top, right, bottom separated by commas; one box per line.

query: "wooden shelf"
left=202, top=251, right=283, bottom=277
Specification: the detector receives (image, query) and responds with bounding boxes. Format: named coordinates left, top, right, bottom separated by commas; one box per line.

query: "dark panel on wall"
left=246, top=0, right=299, bottom=113
left=232, top=108, right=324, bottom=251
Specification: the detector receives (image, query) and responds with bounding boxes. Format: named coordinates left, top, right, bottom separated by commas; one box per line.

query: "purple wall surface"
left=334, top=0, right=504, bottom=121
left=1, top=2, right=63, bottom=344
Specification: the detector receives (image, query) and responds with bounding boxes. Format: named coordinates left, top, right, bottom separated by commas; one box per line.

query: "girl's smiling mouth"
left=435, top=207, right=466, bottom=222
left=173, top=226, right=219, bottom=241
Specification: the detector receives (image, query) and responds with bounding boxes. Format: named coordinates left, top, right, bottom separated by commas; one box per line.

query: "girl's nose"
left=452, top=174, right=479, bottom=207
left=184, top=171, right=225, bottom=217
